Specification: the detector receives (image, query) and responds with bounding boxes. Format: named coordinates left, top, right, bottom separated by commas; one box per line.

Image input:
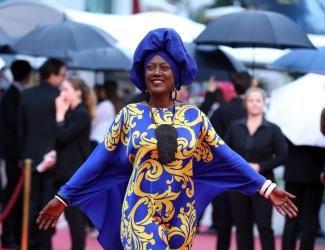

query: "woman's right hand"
left=36, top=198, right=66, bottom=230
left=207, top=75, right=218, bottom=92
left=55, top=95, right=69, bottom=122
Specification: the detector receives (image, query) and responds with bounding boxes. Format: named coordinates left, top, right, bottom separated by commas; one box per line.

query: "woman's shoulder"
left=226, top=119, right=246, bottom=133
left=74, top=104, right=92, bottom=121
left=76, top=104, right=91, bottom=114
left=98, top=100, right=114, bottom=109
left=125, top=101, right=197, bottom=110
left=120, top=102, right=148, bottom=112
left=115, top=103, right=147, bottom=120
left=97, top=100, right=115, bottom=114
left=175, top=103, right=207, bottom=118
left=264, top=119, right=283, bottom=133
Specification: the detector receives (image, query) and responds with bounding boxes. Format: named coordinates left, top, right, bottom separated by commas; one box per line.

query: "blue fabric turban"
left=130, top=28, right=198, bottom=91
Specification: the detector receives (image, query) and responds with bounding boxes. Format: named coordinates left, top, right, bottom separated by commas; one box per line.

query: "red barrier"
left=0, top=171, right=24, bottom=221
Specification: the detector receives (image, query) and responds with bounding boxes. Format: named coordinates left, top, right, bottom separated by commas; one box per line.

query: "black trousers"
left=1, top=158, right=22, bottom=246
left=65, top=205, right=86, bottom=250
left=28, top=170, right=56, bottom=250
left=282, top=182, right=324, bottom=250
left=230, top=192, right=274, bottom=250
left=213, top=193, right=232, bottom=250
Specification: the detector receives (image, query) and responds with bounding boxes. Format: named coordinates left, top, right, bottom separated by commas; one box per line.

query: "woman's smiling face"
left=145, top=55, right=174, bottom=97
left=60, top=79, right=81, bottom=105
left=245, top=90, right=265, bottom=116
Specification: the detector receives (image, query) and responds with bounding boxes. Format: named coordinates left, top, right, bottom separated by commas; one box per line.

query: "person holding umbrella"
left=36, top=28, right=297, bottom=250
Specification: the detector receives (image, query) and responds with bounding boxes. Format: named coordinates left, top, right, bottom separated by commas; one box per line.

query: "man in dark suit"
left=209, top=72, right=252, bottom=250
left=282, top=140, right=325, bottom=250
left=20, top=58, right=66, bottom=250
left=0, top=60, right=32, bottom=249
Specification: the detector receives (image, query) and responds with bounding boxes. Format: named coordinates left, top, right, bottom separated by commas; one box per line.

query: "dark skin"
left=36, top=55, right=297, bottom=231
left=143, top=55, right=298, bottom=218
left=36, top=199, right=65, bottom=230
left=144, top=55, right=175, bottom=108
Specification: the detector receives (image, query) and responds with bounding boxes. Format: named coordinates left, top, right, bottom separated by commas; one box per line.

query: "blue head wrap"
left=130, top=28, right=198, bottom=91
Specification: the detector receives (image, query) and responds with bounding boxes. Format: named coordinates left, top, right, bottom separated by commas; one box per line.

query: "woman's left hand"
left=269, top=187, right=298, bottom=218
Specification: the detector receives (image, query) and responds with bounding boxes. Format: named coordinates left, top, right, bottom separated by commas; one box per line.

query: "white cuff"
left=264, top=183, right=277, bottom=199
left=54, top=195, right=68, bottom=207
left=259, top=180, right=272, bottom=196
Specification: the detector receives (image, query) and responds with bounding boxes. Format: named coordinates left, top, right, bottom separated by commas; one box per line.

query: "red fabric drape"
left=133, top=0, right=140, bottom=14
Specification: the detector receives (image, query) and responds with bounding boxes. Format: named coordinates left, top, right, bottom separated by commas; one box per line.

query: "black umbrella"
left=0, top=1, right=65, bottom=38
left=0, top=27, right=14, bottom=53
left=185, top=43, right=247, bottom=81
left=195, top=10, right=314, bottom=49
left=0, top=27, right=12, bottom=46
left=67, top=47, right=131, bottom=71
left=13, top=19, right=117, bottom=59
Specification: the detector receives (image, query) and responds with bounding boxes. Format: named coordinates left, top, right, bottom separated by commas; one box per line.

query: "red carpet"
left=52, top=227, right=325, bottom=250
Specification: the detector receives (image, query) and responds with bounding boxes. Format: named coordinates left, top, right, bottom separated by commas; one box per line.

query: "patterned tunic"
left=59, top=103, right=265, bottom=250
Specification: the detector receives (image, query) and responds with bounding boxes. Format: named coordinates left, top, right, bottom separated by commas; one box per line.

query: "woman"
left=55, top=76, right=96, bottom=250
left=225, top=87, right=287, bottom=250
left=37, top=28, right=297, bottom=250
left=90, top=80, right=120, bottom=144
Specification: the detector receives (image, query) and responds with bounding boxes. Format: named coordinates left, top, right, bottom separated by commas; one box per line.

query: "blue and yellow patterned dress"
left=59, top=103, right=265, bottom=250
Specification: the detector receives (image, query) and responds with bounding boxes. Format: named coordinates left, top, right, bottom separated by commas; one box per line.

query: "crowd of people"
left=198, top=73, right=325, bottom=250
left=0, top=58, right=120, bottom=249
left=0, top=27, right=324, bottom=250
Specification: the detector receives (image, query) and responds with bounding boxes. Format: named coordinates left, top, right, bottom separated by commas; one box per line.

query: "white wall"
left=112, top=0, right=132, bottom=14
left=188, top=0, right=214, bottom=10
left=40, top=0, right=85, bottom=10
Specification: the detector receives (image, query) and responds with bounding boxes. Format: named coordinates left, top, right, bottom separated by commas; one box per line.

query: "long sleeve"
left=192, top=112, right=265, bottom=217
left=258, top=125, right=287, bottom=172
left=58, top=106, right=131, bottom=202
left=58, top=107, right=132, bottom=250
left=194, top=113, right=265, bottom=194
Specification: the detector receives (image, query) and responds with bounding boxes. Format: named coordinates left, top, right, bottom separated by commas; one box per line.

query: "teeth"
left=153, top=80, right=163, bottom=84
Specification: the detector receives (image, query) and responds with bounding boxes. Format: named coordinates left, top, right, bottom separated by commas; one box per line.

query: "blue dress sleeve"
left=193, top=112, right=266, bottom=216
left=58, top=107, right=132, bottom=250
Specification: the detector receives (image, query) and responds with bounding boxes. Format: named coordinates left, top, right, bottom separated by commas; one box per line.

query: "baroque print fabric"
left=59, top=103, right=265, bottom=250
left=112, top=103, right=223, bottom=249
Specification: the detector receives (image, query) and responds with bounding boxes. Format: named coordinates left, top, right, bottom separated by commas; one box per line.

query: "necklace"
left=149, top=101, right=178, bottom=165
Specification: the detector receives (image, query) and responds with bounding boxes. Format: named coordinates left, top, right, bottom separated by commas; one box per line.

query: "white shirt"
left=90, top=100, right=116, bottom=143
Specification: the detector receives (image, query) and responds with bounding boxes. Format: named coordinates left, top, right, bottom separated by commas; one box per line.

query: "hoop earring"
left=145, top=90, right=151, bottom=103
left=170, top=89, right=177, bottom=102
